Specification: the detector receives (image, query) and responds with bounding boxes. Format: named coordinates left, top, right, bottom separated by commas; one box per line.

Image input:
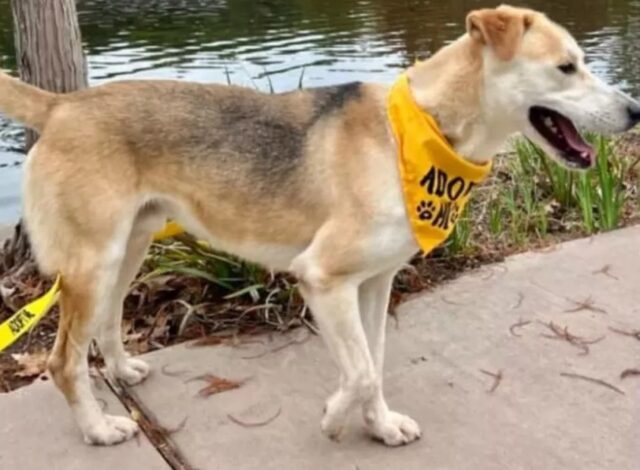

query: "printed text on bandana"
left=415, top=165, right=476, bottom=230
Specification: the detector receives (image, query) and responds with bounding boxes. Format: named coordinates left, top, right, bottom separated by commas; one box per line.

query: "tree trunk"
left=11, top=0, right=87, bottom=150
left=1, top=0, right=87, bottom=276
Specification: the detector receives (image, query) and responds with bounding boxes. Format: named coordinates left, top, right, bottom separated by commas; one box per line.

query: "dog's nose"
left=627, top=103, right=640, bottom=128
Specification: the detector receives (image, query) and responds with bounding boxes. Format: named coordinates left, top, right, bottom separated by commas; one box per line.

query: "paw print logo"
left=449, top=204, right=460, bottom=225
left=416, top=200, right=435, bottom=221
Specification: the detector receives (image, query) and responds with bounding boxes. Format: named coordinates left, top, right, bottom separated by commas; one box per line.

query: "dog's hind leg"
left=359, top=270, right=421, bottom=445
left=96, top=210, right=164, bottom=386
left=48, top=240, right=139, bottom=445
left=46, top=210, right=154, bottom=445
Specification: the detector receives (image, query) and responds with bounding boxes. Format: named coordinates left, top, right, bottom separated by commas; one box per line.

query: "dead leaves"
left=508, top=319, right=532, bottom=337
left=228, top=407, right=282, bottom=428
left=479, top=369, right=503, bottom=393
left=539, top=321, right=604, bottom=355
left=11, top=351, right=48, bottom=378
left=508, top=319, right=606, bottom=356
left=188, top=373, right=246, bottom=398
left=591, top=264, right=619, bottom=280
left=241, top=330, right=311, bottom=359
left=620, top=369, right=640, bottom=380
left=609, top=326, right=640, bottom=341
left=560, top=372, right=625, bottom=396
left=564, top=296, right=607, bottom=314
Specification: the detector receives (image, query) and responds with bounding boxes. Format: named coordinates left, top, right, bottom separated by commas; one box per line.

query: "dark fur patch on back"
left=206, top=82, right=363, bottom=181
left=310, top=82, right=363, bottom=124
left=112, top=80, right=364, bottom=191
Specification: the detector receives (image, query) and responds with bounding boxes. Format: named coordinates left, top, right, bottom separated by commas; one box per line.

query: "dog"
left=0, top=5, right=638, bottom=447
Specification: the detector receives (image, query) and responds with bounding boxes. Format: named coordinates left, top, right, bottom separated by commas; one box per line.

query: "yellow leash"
left=0, top=275, right=61, bottom=351
left=0, top=222, right=186, bottom=352
left=152, top=220, right=185, bottom=241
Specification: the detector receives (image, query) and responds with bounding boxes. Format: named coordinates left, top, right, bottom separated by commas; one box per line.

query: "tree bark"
left=1, top=0, right=87, bottom=276
left=11, top=0, right=87, bottom=150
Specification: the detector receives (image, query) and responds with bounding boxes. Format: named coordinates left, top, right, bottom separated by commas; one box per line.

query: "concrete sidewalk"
left=1, top=227, right=639, bottom=469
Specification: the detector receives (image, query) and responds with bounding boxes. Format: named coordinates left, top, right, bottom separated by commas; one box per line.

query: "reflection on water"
left=1, top=0, right=640, bottom=221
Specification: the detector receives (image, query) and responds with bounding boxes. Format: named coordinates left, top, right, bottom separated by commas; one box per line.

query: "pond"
left=1, top=0, right=640, bottom=222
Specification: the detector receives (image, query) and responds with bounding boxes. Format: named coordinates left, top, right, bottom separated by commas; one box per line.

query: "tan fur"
left=0, top=73, right=56, bottom=130
left=518, top=13, right=575, bottom=63
left=466, top=7, right=533, bottom=61
left=1, top=5, right=636, bottom=446
left=47, top=271, right=99, bottom=403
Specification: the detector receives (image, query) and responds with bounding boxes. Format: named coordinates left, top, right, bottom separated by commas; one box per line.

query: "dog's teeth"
left=544, top=117, right=553, bottom=127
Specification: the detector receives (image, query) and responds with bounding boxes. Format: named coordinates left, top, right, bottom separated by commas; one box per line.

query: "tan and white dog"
left=0, top=5, right=638, bottom=446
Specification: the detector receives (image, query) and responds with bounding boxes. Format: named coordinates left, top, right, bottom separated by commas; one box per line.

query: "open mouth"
left=528, top=106, right=595, bottom=169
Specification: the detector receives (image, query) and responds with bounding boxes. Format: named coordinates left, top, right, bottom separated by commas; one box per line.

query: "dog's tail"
left=0, top=71, right=57, bottom=132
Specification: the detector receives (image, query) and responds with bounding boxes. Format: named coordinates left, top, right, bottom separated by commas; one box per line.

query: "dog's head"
left=466, top=5, right=640, bottom=169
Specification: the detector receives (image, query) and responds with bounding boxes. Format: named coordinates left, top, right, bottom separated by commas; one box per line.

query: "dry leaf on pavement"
left=11, top=351, right=48, bottom=378
left=188, top=373, right=245, bottom=397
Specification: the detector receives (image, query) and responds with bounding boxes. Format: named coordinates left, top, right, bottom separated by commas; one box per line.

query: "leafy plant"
left=592, top=135, right=625, bottom=230
left=447, top=206, right=472, bottom=254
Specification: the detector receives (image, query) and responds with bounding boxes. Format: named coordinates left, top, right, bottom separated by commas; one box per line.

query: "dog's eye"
left=558, top=63, right=577, bottom=75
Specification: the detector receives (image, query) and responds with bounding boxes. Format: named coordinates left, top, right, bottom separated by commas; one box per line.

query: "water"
left=2, top=0, right=640, bottom=222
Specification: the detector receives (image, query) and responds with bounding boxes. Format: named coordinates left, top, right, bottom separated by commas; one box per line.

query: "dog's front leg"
left=297, top=274, right=378, bottom=442
left=359, top=270, right=421, bottom=445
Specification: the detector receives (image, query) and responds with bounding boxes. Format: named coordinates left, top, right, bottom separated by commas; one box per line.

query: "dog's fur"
left=1, top=5, right=638, bottom=446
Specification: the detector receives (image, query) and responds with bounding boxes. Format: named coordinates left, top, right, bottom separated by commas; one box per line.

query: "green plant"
left=515, top=134, right=627, bottom=234
left=488, top=198, right=503, bottom=236
left=575, top=172, right=594, bottom=233
left=535, top=205, right=549, bottom=236
left=503, top=186, right=527, bottom=247
left=515, top=138, right=576, bottom=206
left=143, top=235, right=272, bottom=301
left=592, top=135, right=625, bottom=230
left=447, top=206, right=472, bottom=254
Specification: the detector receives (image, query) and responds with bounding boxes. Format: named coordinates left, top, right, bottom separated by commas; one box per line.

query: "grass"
left=447, top=133, right=640, bottom=256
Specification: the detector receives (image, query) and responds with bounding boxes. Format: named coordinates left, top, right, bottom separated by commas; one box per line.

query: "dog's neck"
left=406, top=35, right=517, bottom=164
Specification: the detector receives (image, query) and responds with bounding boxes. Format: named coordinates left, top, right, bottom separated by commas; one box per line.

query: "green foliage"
left=445, top=134, right=631, bottom=255
left=144, top=235, right=268, bottom=301
left=446, top=206, right=472, bottom=254
left=524, top=134, right=627, bottom=233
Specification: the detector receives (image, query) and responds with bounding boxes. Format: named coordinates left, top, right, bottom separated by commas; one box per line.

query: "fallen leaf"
left=11, top=351, right=48, bottom=378
left=560, top=372, right=625, bottom=395
left=188, top=373, right=245, bottom=397
left=480, top=369, right=503, bottom=393
left=620, top=369, right=640, bottom=380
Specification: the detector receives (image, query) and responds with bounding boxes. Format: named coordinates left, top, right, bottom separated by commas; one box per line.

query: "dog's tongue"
left=556, top=115, right=595, bottom=161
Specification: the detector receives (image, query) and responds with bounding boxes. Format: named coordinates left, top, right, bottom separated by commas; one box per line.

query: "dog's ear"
left=466, top=8, right=532, bottom=61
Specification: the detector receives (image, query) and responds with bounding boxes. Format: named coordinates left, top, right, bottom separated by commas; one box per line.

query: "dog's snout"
left=627, top=103, right=640, bottom=129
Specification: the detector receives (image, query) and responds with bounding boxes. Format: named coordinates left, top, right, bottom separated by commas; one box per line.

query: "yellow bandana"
left=387, top=74, right=491, bottom=254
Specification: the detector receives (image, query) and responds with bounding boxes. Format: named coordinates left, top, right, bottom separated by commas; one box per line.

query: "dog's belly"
left=160, top=197, right=307, bottom=271
left=202, top=236, right=304, bottom=271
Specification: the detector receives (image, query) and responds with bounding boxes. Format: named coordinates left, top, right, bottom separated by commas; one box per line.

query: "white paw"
left=320, top=391, right=351, bottom=442
left=365, top=411, right=421, bottom=446
left=109, top=357, right=150, bottom=386
left=83, top=414, right=139, bottom=445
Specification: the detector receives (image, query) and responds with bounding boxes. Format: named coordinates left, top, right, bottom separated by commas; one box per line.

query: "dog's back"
left=0, top=73, right=390, bottom=275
